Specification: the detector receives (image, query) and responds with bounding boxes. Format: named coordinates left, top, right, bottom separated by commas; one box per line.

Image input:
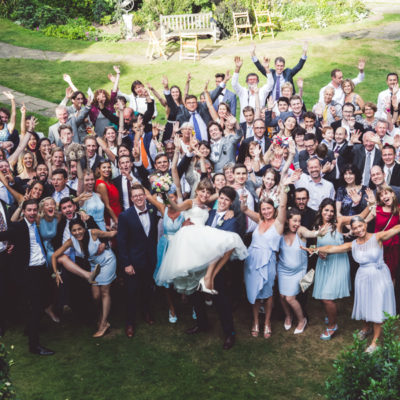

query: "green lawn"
left=3, top=291, right=362, bottom=400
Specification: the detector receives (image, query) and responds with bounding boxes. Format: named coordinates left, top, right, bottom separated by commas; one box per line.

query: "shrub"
left=325, top=315, right=400, bottom=400
left=213, top=0, right=252, bottom=37
left=0, top=343, right=16, bottom=399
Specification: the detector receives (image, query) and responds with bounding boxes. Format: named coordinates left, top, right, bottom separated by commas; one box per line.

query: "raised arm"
left=143, top=187, right=166, bottom=214
left=274, top=182, right=288, bottom=234
left=91, top=228, right=117, bottom=240
left=184, top=73, right=191, bottom=100
left=204, top=81, right=219, bottom=122
left=301, top=241, right=352, bottom=256
left=171, top=135, right=183, bottom=200
left=377, top=224, right=400, bottom=243
left=232, top=57, right=245, bottom=96
left=3, top=92, right=16, bottom=133
left=63, top=74, right=79, bottom=92
left=112, top=65, right=120, bottom=93
left=146, top=83, right=167, bottom=108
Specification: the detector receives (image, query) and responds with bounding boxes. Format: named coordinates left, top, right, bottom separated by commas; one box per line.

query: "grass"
left=3, top=289, right=360, bottom=400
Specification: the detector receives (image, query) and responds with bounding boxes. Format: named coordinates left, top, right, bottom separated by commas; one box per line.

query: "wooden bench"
left=160, top=12, right=219, bottom=44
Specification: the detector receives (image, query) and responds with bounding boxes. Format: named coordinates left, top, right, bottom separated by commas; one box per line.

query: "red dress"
left=374, top=206, right=400, bottom=279
left=95, top=179, right=122, bottom=226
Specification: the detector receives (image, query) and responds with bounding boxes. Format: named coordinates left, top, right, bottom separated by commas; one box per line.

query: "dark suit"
left=298, top=149, right=336, bottom=182
left=190, top=210, right=239, bottom=336
left=80, top=154, right=103, bottom=173
left=117, top=204, right=158, bottom=325
left=253, top=57, right=306, bottom=97
left=383, top=163, right=400, bottom=187
left=331, top=120, right=365, bottom=137
left=238, top=135, right=272, bottom=163
left=240, top=121, right=254, bottom=139
left=0, top=218, right=51, bottom=348
left=0, top=200, right=11, bottom=330
left=342, top=144, right=382, bottom=181
left=265, top=110, right=306, bottom=128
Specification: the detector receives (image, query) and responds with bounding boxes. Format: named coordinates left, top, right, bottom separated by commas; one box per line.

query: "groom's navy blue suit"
left=191, top=210, right=238, bottom=337
left=117, top=203, right=158, bottom=326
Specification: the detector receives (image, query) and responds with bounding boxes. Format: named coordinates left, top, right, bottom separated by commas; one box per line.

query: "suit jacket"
left=168, top=86, right=223, bottom=129
left=48, top=105, right=90, bottom=146
left=0, top=219, right=46, bottom=272
left=213, top=88, right=237, bottom=118
left=117, top=204, right=158, bottom=271
left=112, top=166, right=150, bottom=210
left=265, top=110, right=306, bottom=128
left=331, top=120, right=366, bottom=137
left=254, top=57, right=306, bottom=96
left=238, top=135, right=272, bottom=163
left=385, top=163, right=400, bottom=187
left=342, top=144, right=382, bottom=175
left=206, top=209, right=239, bottom=234
left=52, top=214, right=98, bottom=251
left=211, top=128, right=243, bottom=173
left=80, top=154, right=104, bottom=173
left=47, top=185, right=77, bottom=200
left=298, top=149, right=336, bottom=182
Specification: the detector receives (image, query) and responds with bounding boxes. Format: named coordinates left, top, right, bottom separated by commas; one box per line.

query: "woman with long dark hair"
left=51, top=219, right=117, bottom=337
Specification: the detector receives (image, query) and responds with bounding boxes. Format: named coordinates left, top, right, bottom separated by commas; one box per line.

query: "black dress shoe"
left=223, top=335, right=235, bottom=350
left=29, top=345, right=55, bottom=356
left=185, top=325, right=207, bottom=335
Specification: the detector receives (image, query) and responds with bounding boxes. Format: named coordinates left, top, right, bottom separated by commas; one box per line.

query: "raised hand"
left=297, top=77, right=304, bottom=89
left=261, top=56, right=270, bottom=72
left=277, top=119, right=284, bottom=132
left=173, top=133, right=181, bottom=149
left=20, top=103, right=26, bottom=114
left=172, top=121, right=180, bottom=137
left=330, top=106, right=337, bottom=117
left=66, top=86, right=74, bottom=99
left=28, top=116, right=38, bottom=132
left=365, top=187, right=376, bottom=204
left=226, top=114, right=237, bottom=127
left=319, top=223, right=332, bottom=236
left=267, top=96, right=274, bottom=110
left=321, top=161, right=332, bottom=174
left=250, top=44, right=256, bottom=58
left=224, top=70, right=232, bottom=83
left=107, top=73, right=116, bottom=83
left=350, top=129, right=362, bottom=144
left=2, top=91, right=14, bottom=101
left=348, top=187, right=362, bottom=205
left=186, top=72, right=192, bottom=82
left=63, top=74, right=72, bottom=83
left=291, top=168, right=303, bottom=182
left=204, top=80, right=209, bottom=92
left=234, top=56, right=243, bottom=69
left=146, top=82, right=153, bottom=91
left=113, top=65, right=121, bottom=75
left=302, top=40, right=308, bottom=54
left=358, top=58, right=366, bottom=71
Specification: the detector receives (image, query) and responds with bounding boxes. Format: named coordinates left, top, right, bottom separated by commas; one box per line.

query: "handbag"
left=300, top=268, right=315, bottom=293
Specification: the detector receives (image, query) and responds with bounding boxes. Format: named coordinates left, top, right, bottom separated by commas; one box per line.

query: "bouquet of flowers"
left=151, top=173, right=174, bottom=204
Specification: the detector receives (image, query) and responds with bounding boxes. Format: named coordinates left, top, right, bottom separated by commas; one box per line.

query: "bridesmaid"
left=241, top=181, right=288, bottom=339
left=145, top=186, right=184, bottom=323
left=278, top=208, right=330, bottom=334
left=95, top=160, right=121, bottom=228
left=303, top=216, right=397, bottom=353
left=81, top=169, right=106, bottom=231
left=312, top=198, right=370, bottom=340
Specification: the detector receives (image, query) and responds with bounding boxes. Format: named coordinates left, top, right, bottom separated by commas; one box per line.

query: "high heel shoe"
left=92, top=322, right=110, bottom=338
left=284, top=316, right=293, bottom=331
left=251, top=324, right=259, bottom=337
left=168, top=310, right=178, bottom=324
left=88, top=264, right=101, bottom=285
left=263, top=324, right=272, bottom=339
left=320, top=324, right=338, bottom=340
left=198, top=277, right=218, bottom=295
left=294, top=318, right=307, bottom=335
left=45, top=308, right=60, bottom=323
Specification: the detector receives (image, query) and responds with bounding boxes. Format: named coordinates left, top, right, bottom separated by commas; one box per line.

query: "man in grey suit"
left=213, top=73, right=237, bottom=118
left=48, top=104, right=91, bottom=146
left=210, top=117, right=243, bottom=173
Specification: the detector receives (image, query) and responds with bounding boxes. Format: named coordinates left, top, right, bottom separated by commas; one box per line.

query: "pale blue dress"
left=244, top=224, right=281, bottom=304
left=352, top=234, right=396, bottom=323
left=39, top=217, right=58, bottom=266
left=154, top=208, right=185, bottom=288
left=277, top=233, right=308, bottom=296
left=313, top=231, right=351, bottom=300
left=81, top=193, right=106, bottom=231
left=71, top=229, right=116, bottom=286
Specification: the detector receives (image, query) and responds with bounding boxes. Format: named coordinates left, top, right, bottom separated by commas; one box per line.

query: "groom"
left=186, top=186, right=239, bottom=350
left=117, top=183, right=158, bottom=338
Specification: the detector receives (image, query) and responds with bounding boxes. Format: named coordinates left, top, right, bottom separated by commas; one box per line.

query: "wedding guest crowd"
left=1, top=42, right=400, bottom=356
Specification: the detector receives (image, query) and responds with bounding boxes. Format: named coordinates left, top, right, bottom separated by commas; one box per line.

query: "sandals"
left=88, top=264, right=101, bottom=285
left=251, top=324, right=259, bottom=338
left=320, top=324, right=338, bottom=341
left=263, top=324, right=272, bottom=339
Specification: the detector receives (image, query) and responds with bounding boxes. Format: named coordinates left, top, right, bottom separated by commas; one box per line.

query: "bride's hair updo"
left=196, top=179, right=214, bottom=194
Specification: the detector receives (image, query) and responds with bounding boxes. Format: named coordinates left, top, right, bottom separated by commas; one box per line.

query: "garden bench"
left=160, top=12, right=219, bottom=44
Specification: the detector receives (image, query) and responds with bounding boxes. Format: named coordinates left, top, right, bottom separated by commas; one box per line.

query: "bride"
left=155, top=179, right=248, bottom=295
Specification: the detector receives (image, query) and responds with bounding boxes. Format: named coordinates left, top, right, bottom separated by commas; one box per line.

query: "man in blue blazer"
left=185, top=186, right=239, bottom=350
left=213, top=72, right=237, bottom=118
left=117, top=183, right=158, bottom=338
left=251, top=42, right=308, bottom=100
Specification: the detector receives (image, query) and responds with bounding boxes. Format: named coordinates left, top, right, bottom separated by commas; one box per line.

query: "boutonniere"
left=149, top=208, right=154, bottom=214
left=217, top=219, right=224, bottom=227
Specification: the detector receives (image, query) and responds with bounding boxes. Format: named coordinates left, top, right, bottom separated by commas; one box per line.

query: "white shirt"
left=376, top=88, right=400, bottom=119
left=25, top=218, right=46, bottom=267
left=52, top=186, right=70, bottom=204
left=89, top=154, right=97, bottom=169
left=244, top=124, right=254, bottom=139
left=67, top=177, right=79, bottom=191
left=0, top=183, right=10, bottom=204
left=236, top=187, right=257, bottom=233
left=122, top=173, right=139, bottom=210
left=118, top=91, right=158, bottom=118
left=232, top=72, right=274, bottom=123
left=212, top=210, right=226, bottom=228
left=319, top=72, right=365, bottom=105
left=295, top=174, right=335, bottom=211
left=135, top=206, right=150, bottom=236
left=0, top=202, right=7, bottom=253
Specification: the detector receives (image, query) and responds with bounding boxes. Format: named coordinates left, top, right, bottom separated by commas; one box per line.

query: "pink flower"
left=36, top=27, right=39, bottom=31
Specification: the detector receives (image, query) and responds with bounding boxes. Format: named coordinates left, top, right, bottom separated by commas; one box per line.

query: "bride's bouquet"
left=151, top=173, right=174, bottom=204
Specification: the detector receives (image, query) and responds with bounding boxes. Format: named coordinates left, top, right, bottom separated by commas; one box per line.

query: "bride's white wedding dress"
left=155, top=205, right=248, bottom=294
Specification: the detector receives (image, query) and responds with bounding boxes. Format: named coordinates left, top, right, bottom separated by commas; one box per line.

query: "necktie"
left=191, top=112, right=202, bottom=141
left=125, top=177, right=133, bottom=208
left=363, top=151, right=371, bottom=186
left=334, top=145, right=341, bottom=153
left=275, top=75, right=281, bottom=100
left=33, top=223, right=47, bottom=265
left=140, top=137, right=149, bottom=169
left=386, top=168, right=392, bottom=184
left=323, top=105, right=328, bottom=122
